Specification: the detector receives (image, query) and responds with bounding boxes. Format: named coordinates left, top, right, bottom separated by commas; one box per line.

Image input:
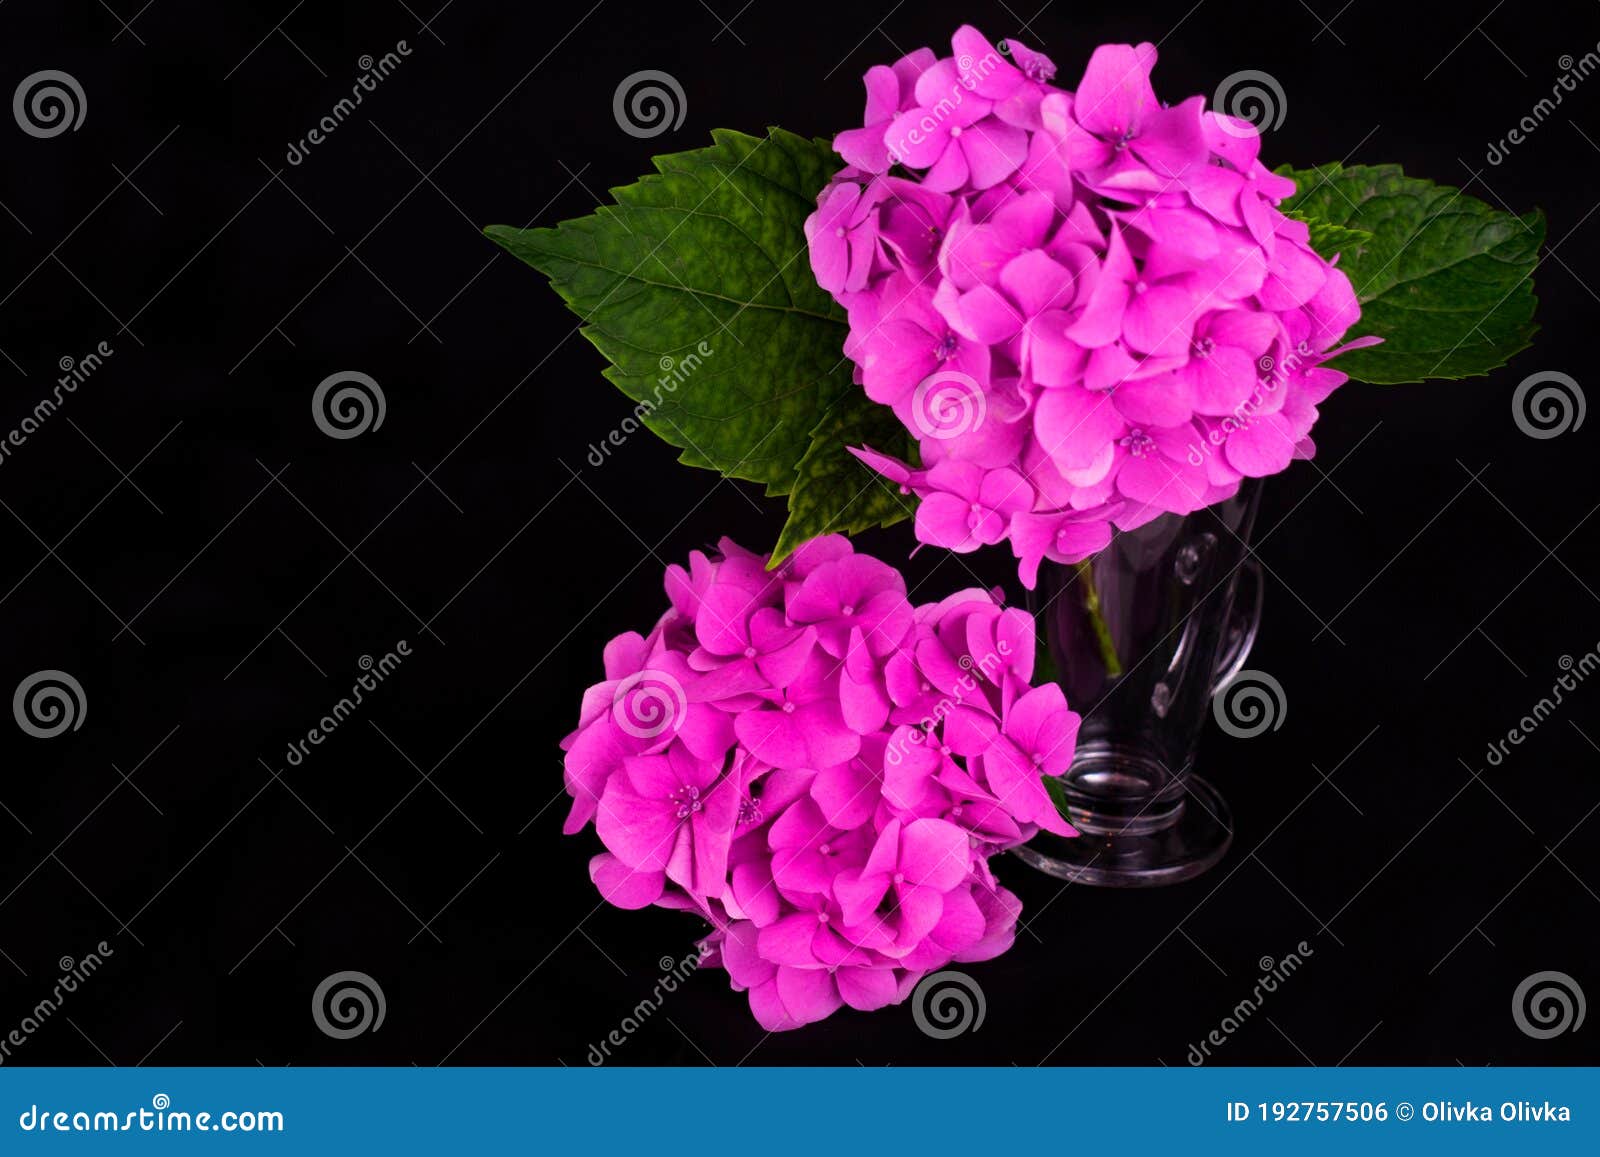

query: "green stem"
left=1073, top=559, right=1123, bottom=677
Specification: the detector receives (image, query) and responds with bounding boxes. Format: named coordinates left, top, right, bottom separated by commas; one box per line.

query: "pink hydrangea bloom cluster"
left=560, top=535, right=1081, bottom=1030
left=806, top=27, right=1377, bottom=587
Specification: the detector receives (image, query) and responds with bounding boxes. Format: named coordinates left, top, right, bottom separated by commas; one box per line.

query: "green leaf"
left=485, top=127, right=853, bottom=493
left=769, top=391, right=919, bottom=566
left=1043, top=773, right=1075, bottom=824
left=1282, top=209, right=1373, bottom=257
left=488, top=126, right=919, bottom=561
left=1031, top=630, right=1061, bottom=690
left=1276, top=163, right=1543, bottom=384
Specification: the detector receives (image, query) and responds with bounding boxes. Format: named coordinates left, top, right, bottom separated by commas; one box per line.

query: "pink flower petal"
left=588, top=853, right=665, bottom=910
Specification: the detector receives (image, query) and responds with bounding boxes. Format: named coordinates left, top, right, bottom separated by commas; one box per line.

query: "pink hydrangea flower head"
left=807, top=26, right=1375, bottom=588
left=562, top=538, right=1086, bottom=1029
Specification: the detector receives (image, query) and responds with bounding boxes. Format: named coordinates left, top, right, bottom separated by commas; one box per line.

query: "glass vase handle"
left=1210, top=558, right=1264, bottom=696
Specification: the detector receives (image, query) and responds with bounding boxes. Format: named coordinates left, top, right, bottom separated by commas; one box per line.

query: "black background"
left=0, top=0, right=1596, bottom=1067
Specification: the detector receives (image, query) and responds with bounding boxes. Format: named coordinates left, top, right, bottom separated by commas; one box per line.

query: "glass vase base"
left=1011, top=775, right=1233, bottom=888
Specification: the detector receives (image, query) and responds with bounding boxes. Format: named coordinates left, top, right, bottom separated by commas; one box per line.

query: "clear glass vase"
left=1015, top=480, right=1264, bottom=887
